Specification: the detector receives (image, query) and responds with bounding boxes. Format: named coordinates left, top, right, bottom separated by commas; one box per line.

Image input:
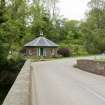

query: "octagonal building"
left=24, top=36, right=59, bottom=57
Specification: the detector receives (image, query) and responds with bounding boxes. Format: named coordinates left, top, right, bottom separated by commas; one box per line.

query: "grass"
left=24, top=55, right=64, bottom=62
left=25, top=54, right=96, bottom=62
left=94, top=55, right=105, bottom=61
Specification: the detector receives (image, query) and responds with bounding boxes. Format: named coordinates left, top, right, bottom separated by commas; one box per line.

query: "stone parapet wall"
left=2, top=60, right=32, bottom=105
left=77, top=59, right=105, bottom=76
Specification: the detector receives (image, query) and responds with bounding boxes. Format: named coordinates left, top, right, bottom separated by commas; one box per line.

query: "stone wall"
left=26, top=47, right=37, bottom=56
left=77, top=59, right=105, bottom=76
left=25, top=47, right=58, bottom=57
left=46, top=48, right=58, bottom=57
left=2, top=60, right=32, bottom=105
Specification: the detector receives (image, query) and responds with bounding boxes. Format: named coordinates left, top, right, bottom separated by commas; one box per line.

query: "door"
left=40, top=48, right=43, bottom=56
left=37, top=48, right=46, bottom=56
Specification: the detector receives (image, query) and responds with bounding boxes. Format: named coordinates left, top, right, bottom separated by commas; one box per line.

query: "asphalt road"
left=31, top=58, right=105, bottom=105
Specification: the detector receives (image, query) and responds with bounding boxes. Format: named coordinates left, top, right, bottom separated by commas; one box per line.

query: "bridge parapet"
left=2, top=60, right=32, bottom=105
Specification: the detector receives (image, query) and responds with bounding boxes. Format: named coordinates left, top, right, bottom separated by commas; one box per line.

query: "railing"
left=2, top=60, right=32, bottom=105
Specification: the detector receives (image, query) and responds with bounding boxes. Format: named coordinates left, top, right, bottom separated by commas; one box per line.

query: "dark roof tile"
left=24, top=37, right=59, bottom=47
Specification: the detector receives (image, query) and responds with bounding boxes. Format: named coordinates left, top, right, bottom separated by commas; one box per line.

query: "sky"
left=57, top=0, right=90, bottom=20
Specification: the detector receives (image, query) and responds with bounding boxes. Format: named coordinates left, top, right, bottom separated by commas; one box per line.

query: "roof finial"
left=40, top=31, right=43, bottom=36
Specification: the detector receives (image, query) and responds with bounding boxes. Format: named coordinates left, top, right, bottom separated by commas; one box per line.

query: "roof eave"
left=24, top=45, right=59, bottom=47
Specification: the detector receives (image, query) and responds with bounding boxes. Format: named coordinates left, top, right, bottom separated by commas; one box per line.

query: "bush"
left=70, top=44, right=88, bottom=56
left=57, top=48, right=71, bottom=57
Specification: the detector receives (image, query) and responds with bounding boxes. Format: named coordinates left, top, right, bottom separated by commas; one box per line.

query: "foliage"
left=57, top=48, right=71, bottom=57
left=81, top=0, right=105, bottom=54
left=59, top=42, right=88, bottom=56
left=1, top=0, right=105, bottom=103
left=0, top=58, right=25, bottom=105
left=0, top=0, right=105, bottom=61
left=58, top=19, right=88, bottom=56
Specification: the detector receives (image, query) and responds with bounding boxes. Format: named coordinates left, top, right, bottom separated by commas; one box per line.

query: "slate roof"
left=24, top=36, right=59, bottom=47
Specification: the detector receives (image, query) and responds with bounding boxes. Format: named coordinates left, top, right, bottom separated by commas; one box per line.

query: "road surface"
left=31, top=58, right=105, bottom=105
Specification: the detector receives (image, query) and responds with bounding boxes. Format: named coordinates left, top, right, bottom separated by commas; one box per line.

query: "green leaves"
left=80, top=0, right=105, bottom=54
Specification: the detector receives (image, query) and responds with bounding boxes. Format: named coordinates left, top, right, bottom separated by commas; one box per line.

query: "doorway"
left=40, top=48, right=43, bottom=56
left=38, top=48, right=46, bottom=56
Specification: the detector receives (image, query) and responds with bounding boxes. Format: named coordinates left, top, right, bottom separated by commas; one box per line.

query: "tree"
left=3, top=0, right=28, bottom=56
left=59, top=20, right=87, bottom=55
left=30, top=0, right=61, bottom=42
left=81, top=0, right=105, bottom=54
left=0, top=0, right=9, bottom=63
